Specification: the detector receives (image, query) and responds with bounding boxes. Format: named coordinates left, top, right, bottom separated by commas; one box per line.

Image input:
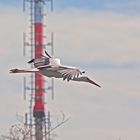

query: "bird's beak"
left=89, top=79, right=101, bottom=88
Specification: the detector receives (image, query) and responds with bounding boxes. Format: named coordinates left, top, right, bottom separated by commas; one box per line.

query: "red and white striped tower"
left=33, top=0, right=45, bottom=139
left=23, top=0, right=54, bottom=139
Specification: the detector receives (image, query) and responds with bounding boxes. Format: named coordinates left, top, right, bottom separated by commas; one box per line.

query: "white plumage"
left=10, top=51, right=101, bottom=88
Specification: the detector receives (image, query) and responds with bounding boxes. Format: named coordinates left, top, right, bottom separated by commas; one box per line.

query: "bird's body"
left=10, top=51, right=101, bottom=88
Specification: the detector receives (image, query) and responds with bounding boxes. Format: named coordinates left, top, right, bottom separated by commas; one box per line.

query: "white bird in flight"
left=10, top=51, right=101, bottom=88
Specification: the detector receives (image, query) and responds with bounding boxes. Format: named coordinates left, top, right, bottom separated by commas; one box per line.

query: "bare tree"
left=1, top=124, right=30, bottom=140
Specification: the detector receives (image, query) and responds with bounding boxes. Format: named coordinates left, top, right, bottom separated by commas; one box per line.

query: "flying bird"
left=10, top=51, right=101, bottom=88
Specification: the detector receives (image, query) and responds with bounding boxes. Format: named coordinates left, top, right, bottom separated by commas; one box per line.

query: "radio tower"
left=23, top=0, right=53, bottom=140
left=23, top=0, right=69, bottom=139
left=33, top=0, right=45, bottom=139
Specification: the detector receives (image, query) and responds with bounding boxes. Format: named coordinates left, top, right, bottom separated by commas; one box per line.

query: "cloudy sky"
left=0, top=0, right=140, bottom=140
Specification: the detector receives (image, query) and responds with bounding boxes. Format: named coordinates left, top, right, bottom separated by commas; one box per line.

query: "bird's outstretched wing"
left=55, top=66, right=84, bottom=81
left=37, top=65, right=84, bottom=81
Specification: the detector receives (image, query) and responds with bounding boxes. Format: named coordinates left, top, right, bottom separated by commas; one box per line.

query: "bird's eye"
left=82, top=71, right=85, bottom=74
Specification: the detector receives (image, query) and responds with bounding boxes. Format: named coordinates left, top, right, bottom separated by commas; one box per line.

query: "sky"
left=0, top=0, right=140, bottom=140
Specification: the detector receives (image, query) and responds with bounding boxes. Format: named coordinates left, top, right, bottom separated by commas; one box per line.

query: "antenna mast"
left=23, top=0, right=54, bottom=139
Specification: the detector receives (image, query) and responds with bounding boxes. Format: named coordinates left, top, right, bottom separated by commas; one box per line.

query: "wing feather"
left=57, top=66, right=83, bottom=81
left=37, top=65, right=83, bottom=81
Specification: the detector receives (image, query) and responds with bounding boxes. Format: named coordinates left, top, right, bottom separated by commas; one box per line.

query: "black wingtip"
left=45, top=50, right=52, bottom=58
left=28, top=59, right=34, bottom=64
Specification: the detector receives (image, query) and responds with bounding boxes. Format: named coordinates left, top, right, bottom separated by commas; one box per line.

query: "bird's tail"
left=9, top=68, right=39, bottom=73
